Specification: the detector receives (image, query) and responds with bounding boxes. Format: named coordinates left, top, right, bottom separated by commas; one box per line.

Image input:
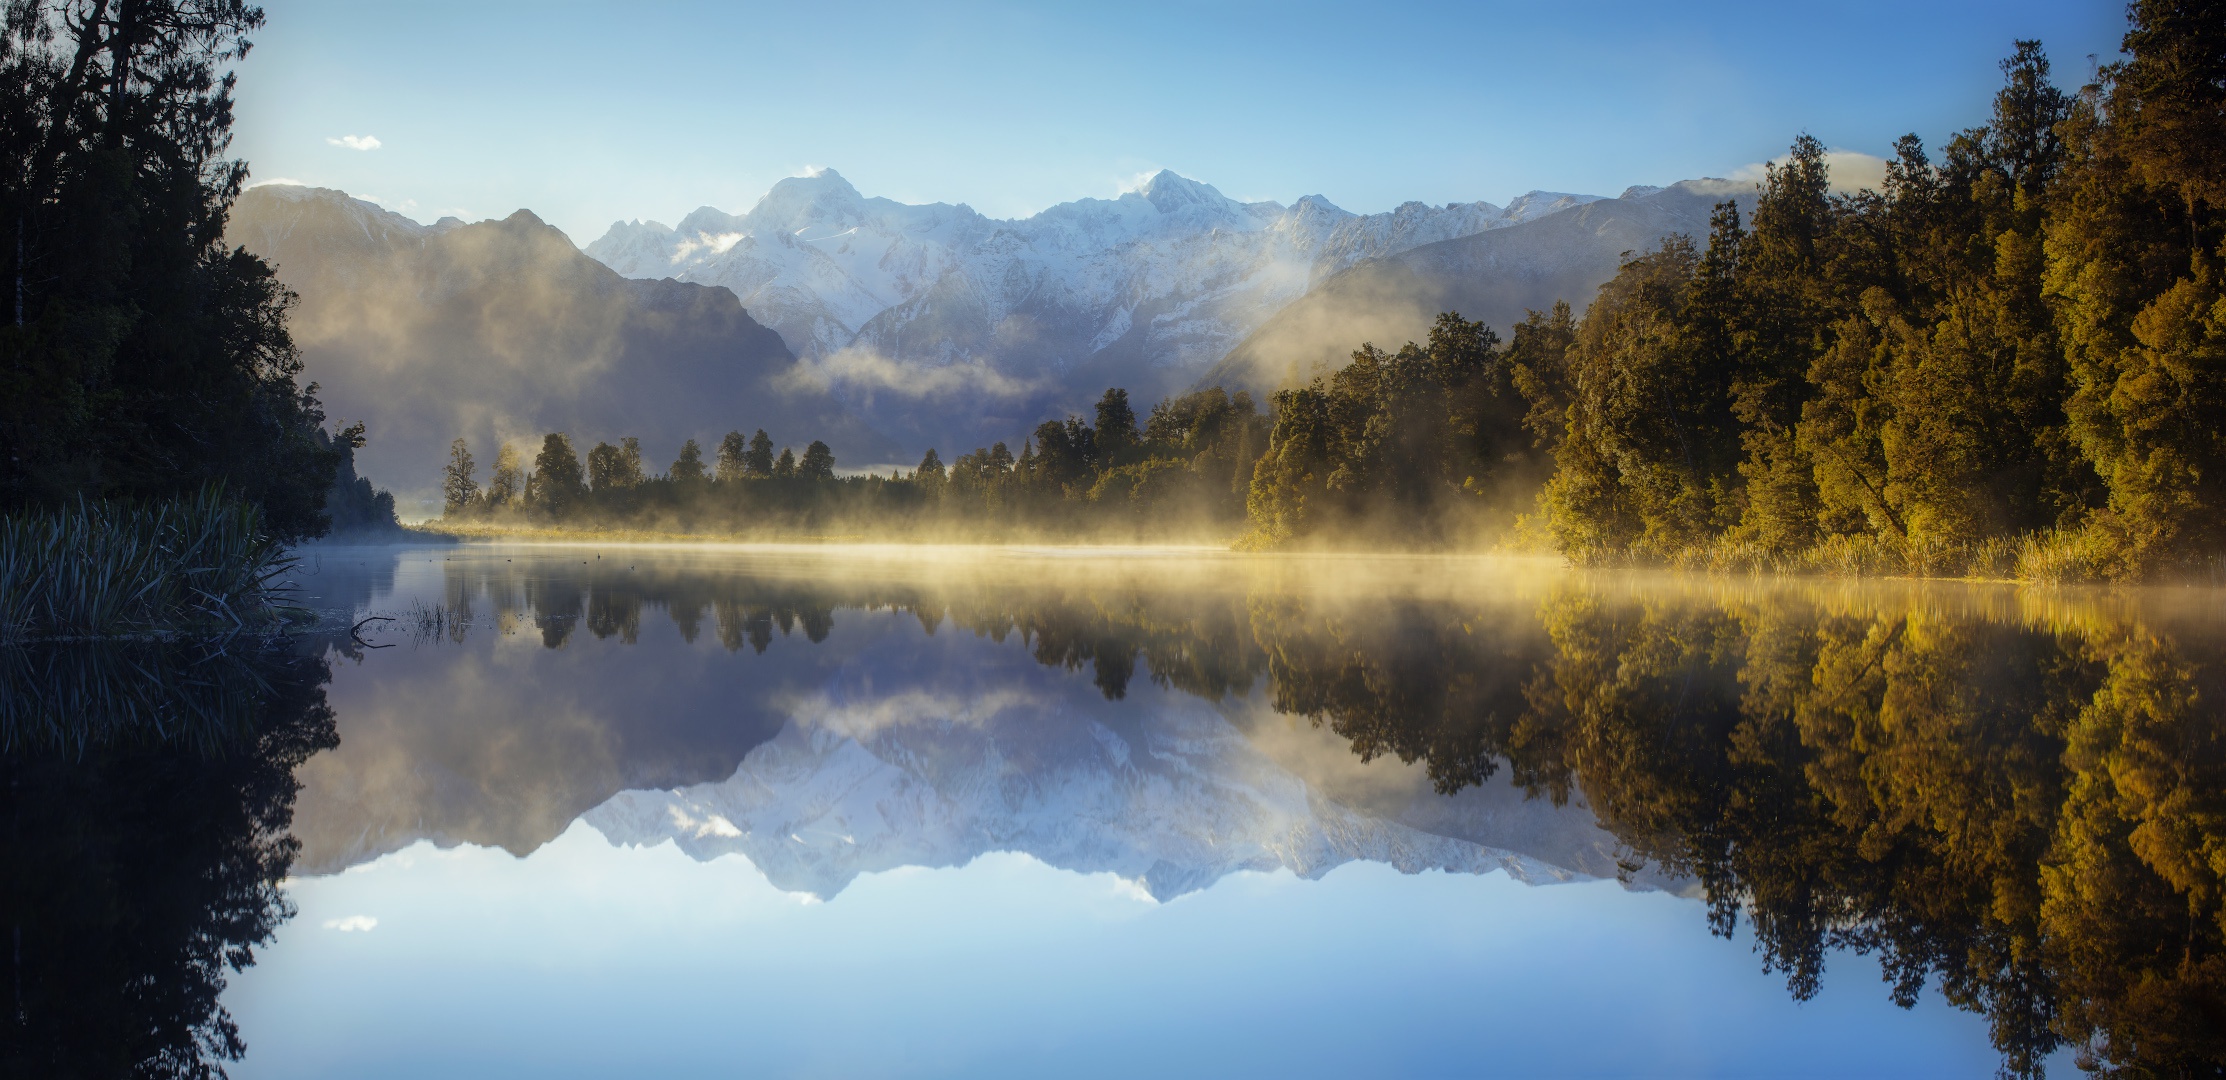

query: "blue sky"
left=233, top=0, right=2126, bottom=245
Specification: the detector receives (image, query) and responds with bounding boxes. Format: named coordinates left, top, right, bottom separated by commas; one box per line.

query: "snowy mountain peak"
left=582, top=699, right=1581, bottom=902
left=581, top=168, right=1619, bottom=436
left=748, top=170, right=876, bottom=234
left=1502, top=190, right=1605, bottom=224
left=1135, top=169, right=1230, bottom=214
left=673, top=204, right=743, bottom=238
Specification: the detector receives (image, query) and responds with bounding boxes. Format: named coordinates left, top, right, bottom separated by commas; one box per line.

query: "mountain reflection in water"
left=10, top=545, right=2226, bottom=1077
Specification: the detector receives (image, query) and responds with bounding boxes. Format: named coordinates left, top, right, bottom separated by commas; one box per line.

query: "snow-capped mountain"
left=584, top=690, right=1594, bottom=902
left=585, top=169, right=1600, bottom=436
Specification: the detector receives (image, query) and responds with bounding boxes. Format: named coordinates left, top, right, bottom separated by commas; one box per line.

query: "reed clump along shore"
left=0, top=490, right=304, bottom=644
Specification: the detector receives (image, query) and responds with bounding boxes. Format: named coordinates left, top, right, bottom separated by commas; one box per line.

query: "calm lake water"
left=13, top=543, right=2226, bottom=1077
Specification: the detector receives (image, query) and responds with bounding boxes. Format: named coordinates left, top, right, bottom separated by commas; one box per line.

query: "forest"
left=444, top=3, right=2226, bottom=582
left=436, top=384, right=1274, bottom=541
left=1505, top=20, right=2226, bottom=583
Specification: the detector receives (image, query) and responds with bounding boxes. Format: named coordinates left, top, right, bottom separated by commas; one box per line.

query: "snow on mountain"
left=582, top=689, right=1578, bottom=902
left=584, top=169, right=1601, bottom=405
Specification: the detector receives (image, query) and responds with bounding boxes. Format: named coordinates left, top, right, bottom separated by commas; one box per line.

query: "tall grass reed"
left=0, top=488, right=300, bottom=643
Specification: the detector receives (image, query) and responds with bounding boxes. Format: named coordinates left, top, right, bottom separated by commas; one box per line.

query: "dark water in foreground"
left=8, top=544, right=2226, bottom=1078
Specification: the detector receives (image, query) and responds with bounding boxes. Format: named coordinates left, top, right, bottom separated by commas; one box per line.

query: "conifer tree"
left=443, top=439, right=478, bottom=516
left=618, top=437, right=645, bottom=487
left=529, top=434, right=586, bottom=516
left=746, top=430, right=776, bottom=477
left=487, top=442, right=523, bottom=508
left=716, top=431, right=748, bottom=482
left=914, top=448, right=947, bottom=497
left=800, top=440, right=835, bottom=480
left=1094, top=388, right=1138, bottom=463
left=586, top=442, right=623, bottom=492
left=671, top=439, right=708, bottom=483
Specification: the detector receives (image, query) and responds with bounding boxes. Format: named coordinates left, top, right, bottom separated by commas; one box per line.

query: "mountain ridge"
left=580, top=169, right=1612, bottom=449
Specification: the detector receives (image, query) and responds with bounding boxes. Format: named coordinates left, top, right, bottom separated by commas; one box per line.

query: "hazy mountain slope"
left=586, top=170, right=1602, bottom=452
left=230, top=185, right=893, bottom=510
left=1196, top=180, right=1753, bottom=395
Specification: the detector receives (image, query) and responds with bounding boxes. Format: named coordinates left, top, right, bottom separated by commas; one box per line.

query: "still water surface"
left=14, top=544, right=2226, bottom=1076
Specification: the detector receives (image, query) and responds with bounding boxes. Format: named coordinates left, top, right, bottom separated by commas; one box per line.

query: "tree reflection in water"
left=396, top=558, right=2224, bottom=1076
left=0, top=644, right=336, bottom=1079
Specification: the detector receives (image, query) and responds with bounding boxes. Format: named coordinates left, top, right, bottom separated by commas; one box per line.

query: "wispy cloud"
left=322, top=915, right=378, bottom=932
left=775, top=345, right=1040, bottom=401
left=327, top=134, right=382, bottom=151
left=673, top=231, right=745, bottom=261
left=1726, top=148, right=1889, bottom=195
left=245, top=176, right=309, bottom=189
left=780, top=687, right=1047, bottom=739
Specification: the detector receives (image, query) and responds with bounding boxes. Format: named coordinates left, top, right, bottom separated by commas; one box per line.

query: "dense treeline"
left=1250, top=4, right=2226, bottom=580
left=1255, top=5, right=2223, bottom=580
left=439, top=385, right=1270, bottom=539
left=0, top=0, right=364, bottom=541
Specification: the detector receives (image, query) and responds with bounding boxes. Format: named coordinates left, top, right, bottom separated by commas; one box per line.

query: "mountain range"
left=232, top=170, right=1751, bottom=506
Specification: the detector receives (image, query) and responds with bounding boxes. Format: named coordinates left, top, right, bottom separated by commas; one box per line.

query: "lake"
left=11, top=543, right=2226, bottom=1077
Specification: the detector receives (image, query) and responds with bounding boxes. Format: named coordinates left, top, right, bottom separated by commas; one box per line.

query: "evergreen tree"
left=1029, top=418, right=1094, bottom=492
left=746, top=429, right=775, bottom=477
left=618, top=437, right=645, bottom=487
left=715, top=431, right=748, bottom=482
left=914, top=448, right=946, bottom=497
left=586, top=441, right=623, bottom=492
left=800, top=440, right=835, bottom=480
left=529, top=433, right=585, bottom=516
left=772, top=446, right=796, bottom=478
left=1093, top=388, right=1138, bottom=463
left=486, top=442, right=523, bottom=508
left=671, top=439, right=708, bottom=483
left=443, top=438, right=478, bottom=516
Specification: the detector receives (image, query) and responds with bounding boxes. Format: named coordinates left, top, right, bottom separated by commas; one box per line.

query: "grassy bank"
left=0, top=490, right=301, bottom=643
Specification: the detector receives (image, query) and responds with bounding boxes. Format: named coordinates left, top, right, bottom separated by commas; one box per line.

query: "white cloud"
left=672, top=231, right=745, bottom=261
left=245, top=176, right=309, bottom=189
left=1726, top=148, right=1889, bottom=195
left=775, top=345, right=1040, bottom=401
left=322, top=915, right=379, bottom=932
left=327, top=134, right=382, bottom=151
left=781, top=687, right=1046, bottom=739
left=1117, top=168, right=1165, bottom=195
